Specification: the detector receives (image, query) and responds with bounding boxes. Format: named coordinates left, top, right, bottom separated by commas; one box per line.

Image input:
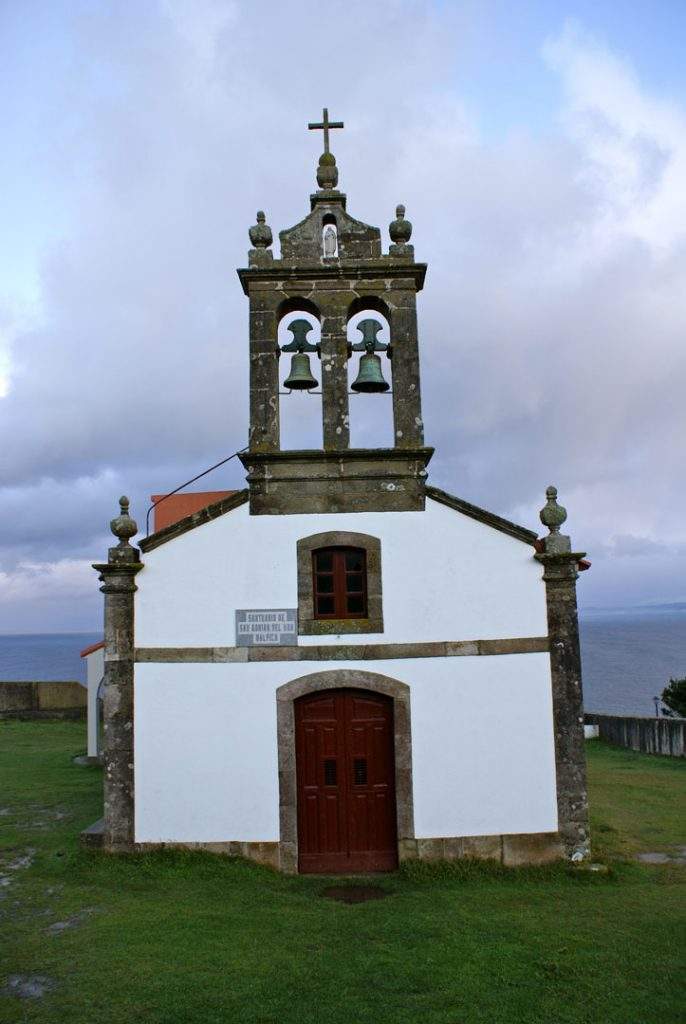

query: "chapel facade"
left=87, top=112, right=590, bottom=873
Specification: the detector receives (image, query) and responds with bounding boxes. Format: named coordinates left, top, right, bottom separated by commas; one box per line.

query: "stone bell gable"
left=237, top=109, right=429, bottom=515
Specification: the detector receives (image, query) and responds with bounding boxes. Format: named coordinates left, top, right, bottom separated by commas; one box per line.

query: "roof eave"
left=426, top=485, right=538, bottom=546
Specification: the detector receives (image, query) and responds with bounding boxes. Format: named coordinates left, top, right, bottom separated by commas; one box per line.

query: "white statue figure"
left=323, top=224, right=337, bottom=257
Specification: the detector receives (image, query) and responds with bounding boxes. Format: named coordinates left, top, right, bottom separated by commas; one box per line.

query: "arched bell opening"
left=277, top=305, right=322, bottom=450
left=348, top=295, right=390, bottom=322
left=346, top=304, right=393, bottom=449
left=277, top=296, right=321, bottom=323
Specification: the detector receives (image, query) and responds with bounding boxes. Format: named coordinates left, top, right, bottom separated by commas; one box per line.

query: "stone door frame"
left=276, top=669, right=414, bottom=874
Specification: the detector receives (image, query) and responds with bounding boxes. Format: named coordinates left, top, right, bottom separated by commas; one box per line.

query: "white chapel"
left=85, top=111, right=590, bottom=873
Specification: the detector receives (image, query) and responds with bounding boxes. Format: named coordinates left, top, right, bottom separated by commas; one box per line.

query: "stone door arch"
left=276, top=669, right=414, bottom=873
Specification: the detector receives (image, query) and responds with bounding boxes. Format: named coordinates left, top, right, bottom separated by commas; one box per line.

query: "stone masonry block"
left=461, top=835, right=502, bottom=862
left=502, top=833, right=565, bottom=867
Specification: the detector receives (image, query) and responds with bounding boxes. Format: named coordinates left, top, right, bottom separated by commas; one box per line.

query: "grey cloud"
left=1, top=2, right=685, bottom=629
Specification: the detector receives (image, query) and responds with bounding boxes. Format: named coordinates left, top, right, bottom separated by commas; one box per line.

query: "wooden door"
left=295, top=689, right=398, bottom=873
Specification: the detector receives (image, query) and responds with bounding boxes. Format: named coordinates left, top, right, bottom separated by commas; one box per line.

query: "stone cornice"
left=241, top=446, right=434, bottom=467
left=426, top=486, right=538, bottom=546
left=237, top=261, right=427, bottom=295
left=139, top=490, right=249, bottom=553
left=135, top=635, right=549, bottom=664
left=534, top=550, right=587, bottom=581
left=240, top=447, right=434, bottom=515
left=92, top=561, right=144, bottom=574
left=308, top=189, right=348, bottom=210
left=92, top=559, right=143, bottom=595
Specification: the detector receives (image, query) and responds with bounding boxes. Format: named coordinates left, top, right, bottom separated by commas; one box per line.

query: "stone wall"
left=585, top=713, right=685, bottom=757
left=0, top=681, right=87, bottom=719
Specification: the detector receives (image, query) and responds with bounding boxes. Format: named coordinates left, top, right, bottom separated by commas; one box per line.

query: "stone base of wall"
left=135, top=840, right=281, bottom=870
left=80, top=824, right=564, bottom=870
left=400, top=832, right=566, bottom=867
left=134, top=843, right=278, bottom=868
left=80, top=818, right=104, bottom=848
left=138, top=834, right=564, bottom=870
left=79, top=822, right=281, bottom=869
left=82, top=832, right=565, bottom=871
left=73, top=754, right=103, bottom=767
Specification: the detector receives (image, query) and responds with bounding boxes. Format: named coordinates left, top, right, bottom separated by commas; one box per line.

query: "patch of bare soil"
left=8, top=804, right=72, bottom=830
left=0, top=848, right=35, bottom=894
left=45, top=907, right=97, bottom=936
left=321, top=885, right=389, bottom=904
left=636, top=848, right=686, bottom=865
left=3, top=975, right=56, bottom=1000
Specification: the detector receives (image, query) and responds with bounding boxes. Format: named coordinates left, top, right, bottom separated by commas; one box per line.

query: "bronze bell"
left=284, top=351, right=318, bottom=391
left=351, top=351, right=390, bottom=393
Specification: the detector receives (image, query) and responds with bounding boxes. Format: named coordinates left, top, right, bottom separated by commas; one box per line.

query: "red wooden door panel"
left=295, top=689, right=398, bottom=873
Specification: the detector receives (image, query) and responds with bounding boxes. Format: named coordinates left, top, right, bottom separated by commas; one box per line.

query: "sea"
left=0, top=611, right=684, bottom=716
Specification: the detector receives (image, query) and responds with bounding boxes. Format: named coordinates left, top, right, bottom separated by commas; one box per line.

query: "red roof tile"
left=150, top=491, right=236, bottom=533
left=80, top=639, right=105, bottom=658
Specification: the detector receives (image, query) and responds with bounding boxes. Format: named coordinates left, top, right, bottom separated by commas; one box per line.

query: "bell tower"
left=237, top=109, right=433, bottom=514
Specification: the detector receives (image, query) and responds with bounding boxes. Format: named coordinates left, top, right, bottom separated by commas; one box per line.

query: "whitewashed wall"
left=85, top=645, right=104, bottom=759
left=134, top=654, right=557, bottom=843
left=135, top=498, right=547, bottom=647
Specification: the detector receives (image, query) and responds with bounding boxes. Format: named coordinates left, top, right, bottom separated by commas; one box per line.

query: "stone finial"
left=248, top=211, right=273, bottom=267
left=539, top=485, right=572, bottom=553
left=540, top=485, right=566, bottom=534
left=248, top=211, right=272, bottom=249
left=389, top=204, right=412, bottom=245
left=110, top=496, right=138, bottom=547
left=316, top=152, right=339, bottom=190
left=388, top=204, right=414, bottom=257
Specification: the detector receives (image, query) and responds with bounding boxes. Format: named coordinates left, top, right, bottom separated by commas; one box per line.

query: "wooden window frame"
left=297, top=532, right=383, bottom=635
left=312, top=546, right=368, bottom=620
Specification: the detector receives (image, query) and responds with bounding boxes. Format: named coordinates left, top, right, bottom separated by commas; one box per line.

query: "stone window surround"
left=297, top=531, right=383, bottom=635
left=276, top=670, right=414, bottom=875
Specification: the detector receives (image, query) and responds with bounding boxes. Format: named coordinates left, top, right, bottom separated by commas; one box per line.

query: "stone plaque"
left=236, top=609, right=298, bottom=647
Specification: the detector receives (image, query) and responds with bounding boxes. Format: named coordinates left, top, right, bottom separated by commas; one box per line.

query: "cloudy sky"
left=1, top=0, right=685, bottom=632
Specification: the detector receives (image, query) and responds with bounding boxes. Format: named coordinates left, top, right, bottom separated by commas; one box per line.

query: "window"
left=297, top=531, right=383, bottom=635
left=313, top=547, right=368, bottom=619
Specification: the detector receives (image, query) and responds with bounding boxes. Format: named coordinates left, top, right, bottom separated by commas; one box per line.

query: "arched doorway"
left=295, top=688, right=398, bottom=873
left=276, top=670, right=414, bottom=874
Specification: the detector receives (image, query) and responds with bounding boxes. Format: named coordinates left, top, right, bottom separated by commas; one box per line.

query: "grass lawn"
left=1, top=722, right=684, bottom=1024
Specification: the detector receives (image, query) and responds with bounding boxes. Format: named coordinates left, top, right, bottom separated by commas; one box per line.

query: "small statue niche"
left=322, top=217, right=338, bottom=258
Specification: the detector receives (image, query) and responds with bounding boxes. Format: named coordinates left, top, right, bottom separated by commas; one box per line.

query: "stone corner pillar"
left=92, top=496, right=143, bottom=853
left=534, top=486, right=590, bottom=861
left=389, top=287, right=424, bottom=449
left=248, top=289, right=280, bottom=454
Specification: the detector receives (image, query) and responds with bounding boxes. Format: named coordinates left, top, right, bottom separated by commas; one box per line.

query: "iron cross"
left=308, top=107, right=344, bottom=154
